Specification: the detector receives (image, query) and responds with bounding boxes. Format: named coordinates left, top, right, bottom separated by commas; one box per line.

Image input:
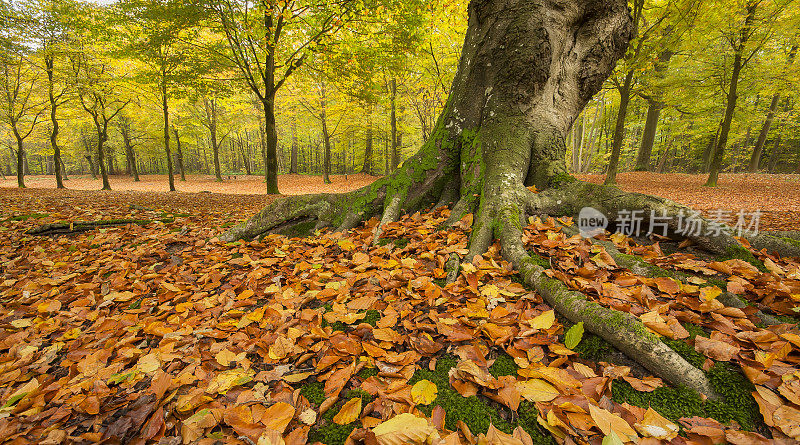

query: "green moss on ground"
left=573, top=332, right=613, bottom=362
left=548, top=173, right=577, bottom=188
left=300, top=381, right=326, bottom=405
left=615, top=333, right=761, bottom=433
left=3, top=213, right=49, bottom=222
left=320, top=307, right=381, bottom=332
left=489, top=352, right=519, bottom=378
left=409, top=355, right=554, bottom=443
left=308, top=398, right=360, bottom=445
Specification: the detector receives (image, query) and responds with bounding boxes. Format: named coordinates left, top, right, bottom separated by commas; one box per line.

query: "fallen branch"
left=26, top=219, right=151, bottom=236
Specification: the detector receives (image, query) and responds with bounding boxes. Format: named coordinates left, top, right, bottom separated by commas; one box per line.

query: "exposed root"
left=372, top=195, right=402, bottom=246
left=490, top=201, right=720, bottom=399
left=445, top=253, right=461, bottom=284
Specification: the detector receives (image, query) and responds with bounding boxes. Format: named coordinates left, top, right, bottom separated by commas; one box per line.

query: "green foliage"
left=564, top=322, right=585, bottom=349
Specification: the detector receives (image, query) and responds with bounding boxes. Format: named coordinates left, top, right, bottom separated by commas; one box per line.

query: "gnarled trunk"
left=219, top=0, right=799, bottom=400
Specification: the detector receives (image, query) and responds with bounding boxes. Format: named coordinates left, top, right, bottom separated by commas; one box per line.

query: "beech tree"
left=221, top=0, right=800, bottom=400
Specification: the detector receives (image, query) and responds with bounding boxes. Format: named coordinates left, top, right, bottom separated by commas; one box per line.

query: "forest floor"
left=1, top=174, right=799, bottom=444
left=2, top=172, right=798, bottom=230
left=0, top=173, right=378, bottom=196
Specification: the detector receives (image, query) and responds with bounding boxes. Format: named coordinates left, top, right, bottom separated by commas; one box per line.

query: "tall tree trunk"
left=96, top=126, right=111, bottom=191
left=748, top=93, right=779, bottom=173
left=705, top=2, right=757, bottom=186
left=162, top=80, right=175, bottom=191
left=749, top=45, right=796, bottom=173
left=635, top=99, right=663, bottom=171
left=259, top=117, right=269, bottom=180
left=362, top=116, right=373, bottom=175
left=173, top=126, right=186, bottom=181
left=263, top=95, right=279, bottom=193
left=320, top=83, right=332, bottom=185
left=240, top=135, right=252, bottom=176
left=13, top=129, right=24, bottom=188
left=289, top=117, right=299, bottom=174
left=767, top=133, right=782, bottom=173
left=46, top=53, right=64, bottom=189
left=604, top=71, right=634, bottom=184
left=121, top=119, right=140, bottom=182
left=390, top=78, right=400, bottom=172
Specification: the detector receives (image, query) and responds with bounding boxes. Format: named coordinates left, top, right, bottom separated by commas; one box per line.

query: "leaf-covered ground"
left=0, top=187, right=799, bottom=444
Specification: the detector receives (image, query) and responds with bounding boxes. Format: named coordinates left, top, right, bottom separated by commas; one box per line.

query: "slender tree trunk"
left=121, top=120, right=140, bottom=182
left=706, top=2, right=757, bottom=186
left=748, top=94, right=779, bottom=172
left=162, top=80, right=175, bottom=191
left=263, top=95, right=279, bottom=193
left=767, top=133, right=782, bottom=173
left=635, top=99, right=663, bottom=171
left=240, top=135, right=252, bottom=176
left=173, top=126, right=186, bottom=181
left=605, top=71, right=633, bottom=184
left=390, top=78, right=400, bottom=172
left=259, top=117, right=268, bottom=180
left=320, top=84, right=332, bottom=185
left=96, top=126, right=111, bottom=191
left=13, top=130, right=24, bottom=188
left=289, top=117, right=298, bottom=174
left=46, top=54, right=64, bottom=189
left=362, top=117, right=373, bottom=175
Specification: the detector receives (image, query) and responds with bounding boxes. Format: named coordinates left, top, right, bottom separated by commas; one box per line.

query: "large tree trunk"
left=705, top=2, right=757, bottom=187
left=635, top=99, right=662, bottom=171
left=162, top=82, right=176, bottom=192
left=263, top=94, right=279, bottom=194
left=220, top=0, right=799, bottom=400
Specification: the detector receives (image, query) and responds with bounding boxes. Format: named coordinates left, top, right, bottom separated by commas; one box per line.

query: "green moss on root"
left=574, top=332, right=613, bottom=362
left=719, top=245, right=768, bottom=273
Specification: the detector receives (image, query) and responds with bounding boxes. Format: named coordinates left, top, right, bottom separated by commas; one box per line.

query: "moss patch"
left=718, top=245, right=768, bottom=273
left=300, top=381, right=326, bottom=405
left=489, top=352, right=519, bottom=378
left=409, top=355, right=554, bottom=443
left=573, top=332, right=613, bottom=362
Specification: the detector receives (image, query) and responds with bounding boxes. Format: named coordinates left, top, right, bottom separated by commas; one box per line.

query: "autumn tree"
left=221, top=0, right=800, bottom=400
left=0, top=16, right=43, bottom=188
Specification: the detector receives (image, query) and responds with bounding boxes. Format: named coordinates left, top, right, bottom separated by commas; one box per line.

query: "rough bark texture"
left=218, top=0, right=800, bottom=400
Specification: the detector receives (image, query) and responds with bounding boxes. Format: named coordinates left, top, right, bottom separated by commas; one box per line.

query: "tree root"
left=372, top=195, right=402, bottom=246
left=557, top=224, right=783, bottom=326
left=474, top=187, right=721, bottom=399
left=26, top=219, right=151, bottom=236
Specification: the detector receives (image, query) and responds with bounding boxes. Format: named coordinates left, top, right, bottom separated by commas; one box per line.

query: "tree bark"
left=605, top=70, right=633, bottom=184
left=747, top=94, right=779, bottom=173
left=173, top=126, right=186, bottom=181
left=162, top=80, right=176, bottom=191
left=320, top=83, right=332, bottom=185
left=705, top=2, right=757, bottom=187
left=45, top=53, right=64, bottom=189
left=120, top=118, right=140, bottom=182
left=390, top=78, right=399, bottom=172
left=635, top=99, right=662, bottom=171
left=362, top=115, right=373, bottom=175
left=96, top=125, right=111, bottom=191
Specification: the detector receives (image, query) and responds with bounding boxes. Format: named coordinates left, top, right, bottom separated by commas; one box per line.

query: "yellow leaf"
left=215, top=348, right=238, bottom=367
left=206, top=368, right=254, bottom=395
left=411, top=380, right=438, bottom=405
left=530, top=310, right=555, bottom=330
left=700, top=286, right=722, bottom=301
left=333, top=397, right=362, bottom=425
left=261, top=402, right=295, bottom=433
left=136, top=353, right=160, bottom=374
left=372, top=413, right=440, bottom=445
left=588, top=404, right=638, bottom=442
left=634, top=407, right=679, bottom=440
left=516, top=379, right=559, bottom=402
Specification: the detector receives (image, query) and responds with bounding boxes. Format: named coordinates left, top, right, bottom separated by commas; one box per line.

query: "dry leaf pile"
left=0, top=190, right=799, bottom=444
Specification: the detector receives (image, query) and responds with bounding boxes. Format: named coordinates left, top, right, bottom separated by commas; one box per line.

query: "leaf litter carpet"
left=0, top=188, right=799, bottom=444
